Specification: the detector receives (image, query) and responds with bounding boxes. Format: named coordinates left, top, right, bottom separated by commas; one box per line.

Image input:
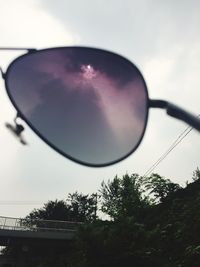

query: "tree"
left=5, top=194, right=99, bottom=267
left=4, top=169, right=200, bottom=267
left=100, top=174, right=150, bottom=220
left=192, top=167, right=200, bottom=182
left=25, top=192, right=99, bottom=224
left=72, top=169, right=200, bottom=267
left=67, top=192, right=98, bottom=222
left=26, top=200, right=71, bottom=222
left=144, top=173, right=181, bottom=203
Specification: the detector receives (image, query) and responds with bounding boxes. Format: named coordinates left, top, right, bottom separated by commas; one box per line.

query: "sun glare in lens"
left=81, top=64, right=97, bottom=80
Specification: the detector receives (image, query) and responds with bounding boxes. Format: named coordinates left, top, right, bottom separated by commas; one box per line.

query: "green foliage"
left=73, top=169, right=200, bottom=266
left=3, top=192, right=98, bottom=266
left=192, top=167, right=200, bottom=182
left=144, top=173, right=181, bottom=203
left=25, top=193, right=98, bottom=223
left=100, top=174, right=150, bottom=220
left=26, top=200, right=71, bottom=221
left=72, top=218, right=176, bottom=267
left=3, top=168, right=200, bottom=266
left=67, top=192, right=98, bottom=222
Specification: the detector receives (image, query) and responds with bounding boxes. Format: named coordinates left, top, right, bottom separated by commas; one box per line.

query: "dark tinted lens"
left=6, top=47, right=148, bottom=166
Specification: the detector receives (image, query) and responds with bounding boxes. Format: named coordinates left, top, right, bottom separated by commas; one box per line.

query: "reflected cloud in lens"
left=7, top=48, right=148, bottom=165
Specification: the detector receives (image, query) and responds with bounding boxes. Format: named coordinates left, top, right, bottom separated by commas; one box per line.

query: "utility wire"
left=0, top=201, right=45, bottom=205
left=143, top=114, right=200, bottom=178
left=143, top=125, right=192, bottom=177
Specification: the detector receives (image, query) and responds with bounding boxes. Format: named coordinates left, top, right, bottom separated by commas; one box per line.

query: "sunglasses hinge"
left=5, top=114, right=27, bottom=145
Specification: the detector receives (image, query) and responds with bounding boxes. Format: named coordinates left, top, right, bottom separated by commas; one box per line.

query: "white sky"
left=0, top=0, right=199, bottom=218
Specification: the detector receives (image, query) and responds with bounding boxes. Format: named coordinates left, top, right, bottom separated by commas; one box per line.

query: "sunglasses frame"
left=1, top=47, right=200, bottom=167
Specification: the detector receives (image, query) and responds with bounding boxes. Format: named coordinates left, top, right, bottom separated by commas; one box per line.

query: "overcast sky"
left=0, top=0, right=199, bottom=218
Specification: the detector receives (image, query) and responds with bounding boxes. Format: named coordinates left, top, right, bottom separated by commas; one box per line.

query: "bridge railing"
left=0, top=216, right=82, bottom=233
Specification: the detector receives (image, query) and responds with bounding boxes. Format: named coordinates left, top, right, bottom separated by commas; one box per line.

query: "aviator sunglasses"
left=1, top=47, right=200, bottom=167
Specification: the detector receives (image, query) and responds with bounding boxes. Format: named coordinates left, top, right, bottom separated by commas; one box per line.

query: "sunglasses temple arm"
left=0, top=47, right=36, bottom=52
left=149, top=99, right=200, bottom=132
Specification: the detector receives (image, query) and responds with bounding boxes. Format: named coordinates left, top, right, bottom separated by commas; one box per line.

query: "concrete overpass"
left=0, top=215, right=82, bottom=266
left=0, top=215, right=81, bottom=246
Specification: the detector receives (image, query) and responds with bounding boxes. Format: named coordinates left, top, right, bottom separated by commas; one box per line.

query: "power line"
left=143, top=125, right=192, bottom=177
left=0, top=201, right=45, bottom=205
left=143, top=114, right=200, bottom=177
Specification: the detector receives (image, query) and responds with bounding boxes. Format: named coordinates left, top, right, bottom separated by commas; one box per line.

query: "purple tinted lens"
left=6, top=47, right=148, bottom=166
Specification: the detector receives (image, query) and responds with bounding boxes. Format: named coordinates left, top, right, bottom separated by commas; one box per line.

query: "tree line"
left=4, top=168, right=200, bottom=266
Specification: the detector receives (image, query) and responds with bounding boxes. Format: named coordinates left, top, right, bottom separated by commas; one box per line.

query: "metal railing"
left=0, top=216, right=82, bottom=233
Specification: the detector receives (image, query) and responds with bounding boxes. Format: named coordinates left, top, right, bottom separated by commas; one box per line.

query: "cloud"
left=0, top=0, right=79, bottom=48
left=0, top=0, right=81, bottom=140
left=38, top=0, right=200, bottom=113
